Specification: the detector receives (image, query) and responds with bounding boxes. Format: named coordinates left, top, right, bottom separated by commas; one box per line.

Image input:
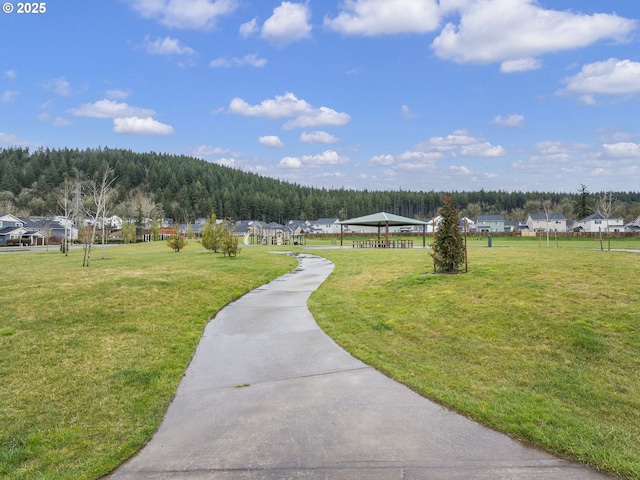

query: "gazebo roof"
left=337, top=212, right=428, bottom=227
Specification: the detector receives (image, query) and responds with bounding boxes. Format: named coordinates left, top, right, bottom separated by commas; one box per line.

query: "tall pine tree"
left=431, top=194, right=465, bottom=273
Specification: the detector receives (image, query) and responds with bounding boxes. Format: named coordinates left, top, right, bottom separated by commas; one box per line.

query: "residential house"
left=526, top=213, right=567, bottom=232
left=21, top=218, right=67, bottom=243
left=475, top=214, right=505, bottom=233
left=426, top=215, right=475, bottom=233
left=308, top=218, right=341, bottom=234
left=624, top=215, right=640, bottom=233
left=0, top=213, right=44, bottom=246
left=573, top=212, right=625, bottom=233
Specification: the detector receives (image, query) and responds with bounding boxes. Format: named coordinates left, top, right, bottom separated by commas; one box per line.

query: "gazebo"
left=337, top=212, right=428, bottom=247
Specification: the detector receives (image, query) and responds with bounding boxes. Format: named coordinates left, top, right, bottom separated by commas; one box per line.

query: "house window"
left=595, top=220, right=601, bottom=224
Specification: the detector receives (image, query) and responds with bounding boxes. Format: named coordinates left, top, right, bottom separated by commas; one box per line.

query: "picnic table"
left=352, top=239, right=414, bottom=248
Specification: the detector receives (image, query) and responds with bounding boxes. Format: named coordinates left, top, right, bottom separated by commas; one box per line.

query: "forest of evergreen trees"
left=2, top=146, right=640, bottom=223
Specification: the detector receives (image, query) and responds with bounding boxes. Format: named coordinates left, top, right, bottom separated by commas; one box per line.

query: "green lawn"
left=2, top=237, right=640, bottom=479
left=308, top=236, right=640, bottom=479
left=0, top=242, right=297, bottom=480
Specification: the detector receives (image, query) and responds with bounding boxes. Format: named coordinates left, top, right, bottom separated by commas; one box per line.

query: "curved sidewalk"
left=109, top=254, right=615, bottom=479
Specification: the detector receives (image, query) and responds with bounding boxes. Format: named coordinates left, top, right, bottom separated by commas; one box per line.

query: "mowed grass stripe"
left=308, top=238, right=640, bottom=480
left=0, top=242, right=297, bottom=480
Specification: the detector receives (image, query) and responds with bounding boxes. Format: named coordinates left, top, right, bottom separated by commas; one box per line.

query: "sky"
left=1, top=0, right=640, bottom=194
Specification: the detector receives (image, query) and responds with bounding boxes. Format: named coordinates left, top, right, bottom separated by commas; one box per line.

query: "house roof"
left=528, top=213, right=567, bottom=221
left=312, top=218, right=339, bottom=225
left=337, top=212, right=427, bottom=227
left=476, top=214, right=505, bottom=222
left=578, top=212, right=624, bottom=222
left=0, top=226, right=27, bottom=235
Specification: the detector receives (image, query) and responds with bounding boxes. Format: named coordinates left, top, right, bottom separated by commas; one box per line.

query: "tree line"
left=2, top=146, right=640, bottom=223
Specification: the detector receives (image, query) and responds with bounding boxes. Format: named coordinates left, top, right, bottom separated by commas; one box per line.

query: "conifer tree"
left=431, top=194, right=465, bottom=273
left=201, top=213, right=219, bottom=252
left=167, top=225, right=186, bottom=252
left=574, top=184, right=593, bottom=220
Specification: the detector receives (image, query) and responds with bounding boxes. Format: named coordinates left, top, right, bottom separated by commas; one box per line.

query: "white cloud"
left=500, top=57, right=541, bottom=73
left=4, top=70, right=17, bottom=80
left=144, top=36, right=196, bottom=56
left=401, top=104, right=417, bottom=119
left=191, top=145, right=233, bottom=158
left=69, top=99, right=155, bottom=119
left=259, top=135, right=284, bottom=148
left=460, top=142, right=506, bottom=157
left=324, top=0, right=440, bottom=36
left=369, top=129, right=505, bottom=169
left=491, top=114, right=524, bottom=127
left=1, top=90, right=20, bottom=102
left=0, top=132, right=40, bottom=147
left=105, top=89, right=131, bottom=100
left=43, top=77, right=72, bottom=96
left=283, top=106, right=350, bottom=130
left=300, top=131, right=339, bottom=144
left=228, top=92, right=350, bottom=130
left=279, top=156, right=302, bottom=168
left=418, top=129, right=481, bottom=151
left=229, top=92, right=309, bottom=119
left=53, top=117, right=72, bottom=127
left=278, top=150, right=348, bottom=168
left=602, top=142, right=640, bottom=158
left=215, top=158, right=236, bottom=167
left=397, top=150, right=444, bottom=162
left=113, top=116, right=174, bottom=135
left=210, top=54, right=267, bottom=68
left=240, top=18, right=259, bottom=38
left=261, top=2, right=312, bottom=46
left=450, top=165, right=474, bottom=175
left=369, top=154, right=394, bottom=166
left=432, top=0, right=636, bottom=70
left=126, top=0, right=239, bottom=30
left=560, top=58, right=640, bottom=100
left=302, top=150, right=348, bottom=165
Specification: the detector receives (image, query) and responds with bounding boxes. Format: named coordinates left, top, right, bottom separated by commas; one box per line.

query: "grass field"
left=2, top=236, right=639, bottom=479
left=308, top=236, right=640, bottom=479
left=0, top=242, right=297, bottom=479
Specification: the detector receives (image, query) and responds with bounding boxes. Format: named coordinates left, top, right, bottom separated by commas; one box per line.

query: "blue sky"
left=1, top=0, right=640, bottom=193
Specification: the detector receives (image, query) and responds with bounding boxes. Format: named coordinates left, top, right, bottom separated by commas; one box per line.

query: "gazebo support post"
left=385, top=221, right=389, bottom=248
left=340, top=224, right=343, bottom=246
left=423, top=225, right=426, bottom=247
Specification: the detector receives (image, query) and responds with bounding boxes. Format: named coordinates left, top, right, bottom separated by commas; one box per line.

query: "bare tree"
left=541, top=198, right=552, bottom=247
left=57, top=180, right=79, bottom=256
left=596, top=192, right=617, bottom=251
left=83, top=168, right=115, bottom=267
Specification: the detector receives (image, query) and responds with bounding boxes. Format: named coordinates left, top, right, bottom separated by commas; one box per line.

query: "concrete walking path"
left=108, top=253, right=615, bottom=479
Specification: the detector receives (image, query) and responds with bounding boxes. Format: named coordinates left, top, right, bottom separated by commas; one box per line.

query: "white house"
left=573, top=212, right=625, bottom=233
left=526, top=213, right=567, bottom=232
left=104, top=215, right=123, bottom=230
left=624, top=215, right=640, bottom=233
left=309, top=218, right=342, bottom=234
left=425, top=215, right=475, bottom=233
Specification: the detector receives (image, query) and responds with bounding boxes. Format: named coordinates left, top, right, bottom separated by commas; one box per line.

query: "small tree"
left=201, top=213, right=220, bottom=252
left=221, top=218, right=240, bottom=257
left=167, top=226, right=186, bottom=252
left=150, top=218, right=160, bottom=241
left=596, top=191, right=618, bottom=251
left=431, top=194, right=465, bottom=273
left=122, top=222, right=137, bottom=244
